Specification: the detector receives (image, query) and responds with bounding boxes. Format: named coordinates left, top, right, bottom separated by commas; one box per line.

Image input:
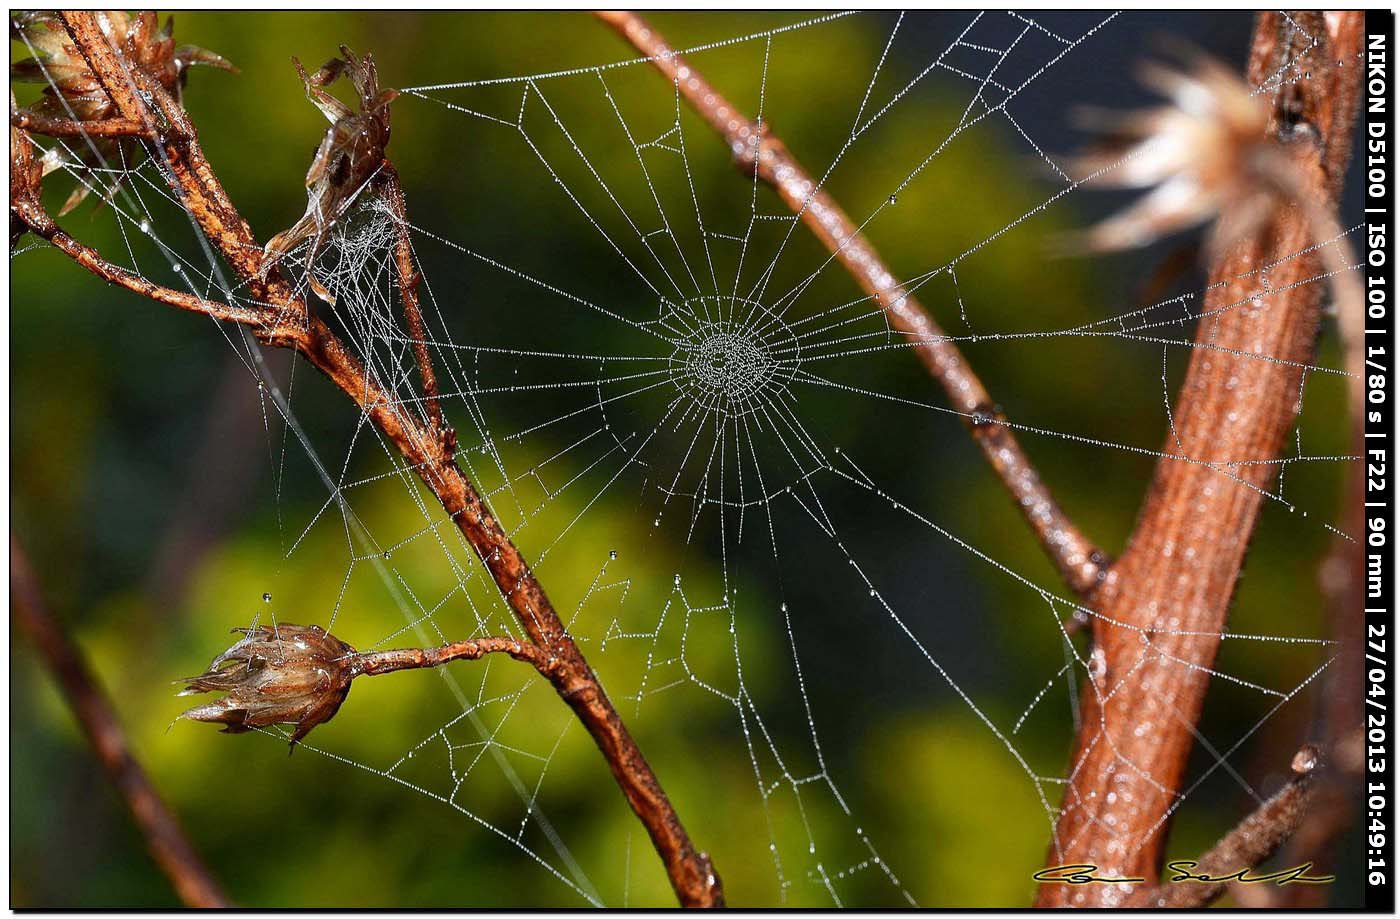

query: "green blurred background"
left=11, top=11, right=1361, bottom=908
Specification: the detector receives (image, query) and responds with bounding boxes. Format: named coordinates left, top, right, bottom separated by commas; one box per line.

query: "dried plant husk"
left=262, top=45, right=398, bottom=301
left=1065, top=49, right=1274, bottom=256
left=10, top=11, right=234, bottom=214
left=178, top=623, right=356, bottom=746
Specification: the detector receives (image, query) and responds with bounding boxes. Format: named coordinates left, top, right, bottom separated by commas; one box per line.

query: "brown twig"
left=353, top=635, right=551, bottom=676
left=1124, top=745, right=1324, bottom=908
left=1277, top=728, right=1363, bottom=907
left=1037, top=12, right=1364, bottom=906
left=14, top=12, right=722, bottom=908
left=377, top=160, right=447, bottom=441
left=10, top=107, right=150, bottom=138
left=594, top=9, right=1108, bottom=597
left=10, top=533, right=231, bottom=908
left=10, top=123, right=265, bottom=326
left=50, top=14, right=285, bottom=293
left=11, top=190, right=268, bottom=329
left=352, top=635, right=657, bottom=718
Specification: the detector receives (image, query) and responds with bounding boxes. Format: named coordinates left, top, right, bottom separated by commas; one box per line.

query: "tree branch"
left=34, top=12, right=722, bottom=908
left=1124, top=745, right=1324, bottom=908
left=594, top=9, right=1108, bottom=596
left=1037, top=12, right=1364, bottom=905
left=10, top=533, right=230, bottom=908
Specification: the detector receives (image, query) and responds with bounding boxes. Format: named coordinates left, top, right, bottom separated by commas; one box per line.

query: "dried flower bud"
left=10, top=11, right=234, bottom=214
left=262, top=45, right=398, bottom=297
left=1066, top=49, right=1275, bottom=256
left=178, top=623, right=356, bottom=746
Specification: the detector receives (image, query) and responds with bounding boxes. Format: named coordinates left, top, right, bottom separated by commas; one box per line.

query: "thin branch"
left=1278, top=728, right=1364, bottom=907
left=594, top=9, right=1108, bottom=596
left=1125, top=745, right=1324, bottom=908
left=352, top=636, right=629, bottom=712
left=353, top=635, right=552, bottom=677
left=10, top=155, right=268, bottom=329
left=1037, top=12, right=1364, bottom=905
left=10, top=107, right=151, bottom=138
left=38, top=12, right=721, bottom=907
left=10, top=533, right=231, bottom=909
left=378, top=161, right=447, bottom=442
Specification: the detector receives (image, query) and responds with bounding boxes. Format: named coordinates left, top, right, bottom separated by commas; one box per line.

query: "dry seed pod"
left=9, top=11, right=234, bottom=214
left=178, top=623, right=356, bottom=747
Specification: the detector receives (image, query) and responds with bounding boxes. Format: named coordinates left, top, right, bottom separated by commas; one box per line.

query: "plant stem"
left=10, top=108, right=150, bottom=137
left=378, top=161, right=447, bottom=440
left=353, top=636, right=551, bottom=677
left=11, top=533, right=230, bottom=908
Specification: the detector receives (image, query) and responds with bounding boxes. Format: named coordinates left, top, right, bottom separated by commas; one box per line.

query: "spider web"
left=12, top=11, right=1362, bottom=907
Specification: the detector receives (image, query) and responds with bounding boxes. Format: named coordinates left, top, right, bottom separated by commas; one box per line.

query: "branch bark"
left=12, top=12, right=723, bottom=908
left=1037, top=12, right=1364, bottom=906
left=11, top=533, right=231, bottom=908
left=594, top=9, right=1108, bottom=597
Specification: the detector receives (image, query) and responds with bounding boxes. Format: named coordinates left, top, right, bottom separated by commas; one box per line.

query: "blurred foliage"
left=11, top=11, right=1359, bottom=908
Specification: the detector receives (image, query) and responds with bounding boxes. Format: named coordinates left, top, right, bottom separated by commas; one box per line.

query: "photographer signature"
left=1034, top=861, right=1334, bottom=886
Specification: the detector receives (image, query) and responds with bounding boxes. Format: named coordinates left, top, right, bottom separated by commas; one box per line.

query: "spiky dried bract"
left=261, top=45, right=399, bottom=294
left=9, top=10, right=234, bottom=214
left=178, top=624, right=355, bottom=746
left=1068, top=51, right=1274, bottom=255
